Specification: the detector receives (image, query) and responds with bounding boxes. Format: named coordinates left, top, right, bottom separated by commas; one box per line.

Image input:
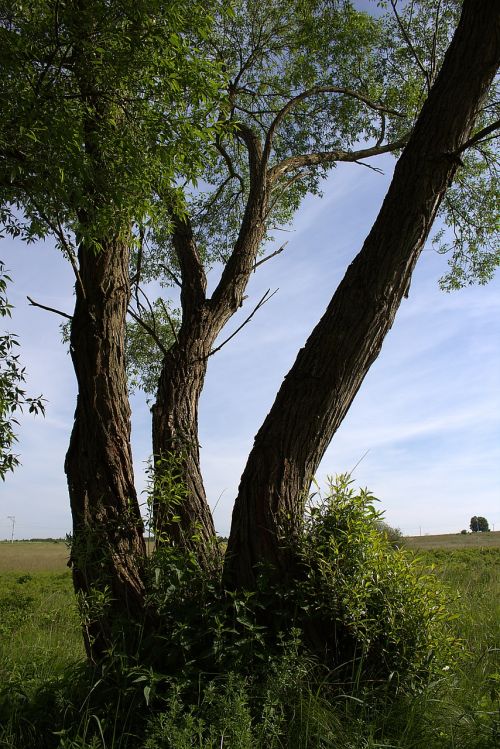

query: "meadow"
left=0, top=538, right=499, bottom=748
left=405, top=530, right=500, bottom=551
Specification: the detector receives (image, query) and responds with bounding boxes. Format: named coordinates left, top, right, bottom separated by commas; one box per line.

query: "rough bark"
left=151, top=317, right=216, bottom=567
left=65, top=236, right=146, bottom=660
left=151, top=157, right=268, bottom=562
left=224, top=0, right=500, bottom=589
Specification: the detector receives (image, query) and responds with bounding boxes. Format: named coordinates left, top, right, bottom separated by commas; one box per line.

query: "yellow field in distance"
left=405, top=530, right=500, bottom=551
left=1, top=531, right=499, bottom=573
left=0, top=540, right=70, bottom=572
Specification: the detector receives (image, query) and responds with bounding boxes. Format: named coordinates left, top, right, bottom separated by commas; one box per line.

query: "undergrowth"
left=0, top=478, right=498, bottom=748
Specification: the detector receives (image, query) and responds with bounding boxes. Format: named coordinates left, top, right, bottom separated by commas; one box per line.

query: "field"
left=0, top=540, right=70, bottom=572
left=0, top=540, right=499, bottom=748
left=406, top=530, right=500, bottom=550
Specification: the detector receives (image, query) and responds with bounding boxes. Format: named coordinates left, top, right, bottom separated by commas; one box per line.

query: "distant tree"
left=460, top=529, right=467, bottom=535
left=374, top=520, right=404, bottom=549
left=470, top=516, right=490, bottom=532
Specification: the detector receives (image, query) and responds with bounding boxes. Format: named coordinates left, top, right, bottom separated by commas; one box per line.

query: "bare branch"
left=390, top=0, right=432, bottom=93
left=130, top=225, right=145, bottom=307
left=27, top=197, right=86, bottom=299
left=353, top=160, right=385, bottom=175
left=209, top=121, right=267, bottom=318
left=455, top=119, right=500, bottom=154
left=208, top=288, right=278, bottom=358
left=27, top=296, right=72, bottom=319
left=429, top=0, right=442, bottom=86
left=376, top=112, right=386, bottom=148
left=170, top=212, right=207, bottom=315
left=159, top=298, right=179, bottom=345
left=268, top=138, right=406, bottom=183
left=253, top=242, right=288, bottom=271
left=216, top=135, right=245, bottom=192
left=161, top=265, right=182, bottom=288
left=234, top=121, right=264, bottom=168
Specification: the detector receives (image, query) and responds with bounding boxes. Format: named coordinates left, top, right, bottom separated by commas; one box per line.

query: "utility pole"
left=7, top=515, right=15, bottom=543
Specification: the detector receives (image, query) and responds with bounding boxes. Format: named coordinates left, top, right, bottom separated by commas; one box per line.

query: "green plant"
left=374, top=519, right=405, bottom=548
left=294, top=475, right=458, bottom=691
left=0, top=262, right=45, bottom=479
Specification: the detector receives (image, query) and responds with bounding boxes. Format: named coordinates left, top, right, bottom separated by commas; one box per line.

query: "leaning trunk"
left=224, top=0, right=500, bottom=590
left=65, top=237, right=146, bottom=660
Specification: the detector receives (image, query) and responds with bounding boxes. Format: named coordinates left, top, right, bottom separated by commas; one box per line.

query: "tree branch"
left=208, top=288, right=278, bottom=358
left=210, top=122, right=267, bottom=319
left=268, top=138, right=406, bottom=183
left=253, top=242, right=288, bottom=271
left=390, top=0, right=432, bottom=93
left=215, top=136, right=245, bottom=193
left=263, top=86, right=403, bottom=164
left=159, top=298, right=179, bottom=345
left=27, top=296, right=72, bottom=319
left=161, top=265, right=182, bottom=288
left=27, top=196, right=86, bottom=299
left=455, top=119, right=500, bottom=154
left=127, top=307, right=169, bottom=357
left=170, top=211, right=207, bottom=315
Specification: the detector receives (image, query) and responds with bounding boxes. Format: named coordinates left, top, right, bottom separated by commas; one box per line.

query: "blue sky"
left=1, top=151, right=499, bottom=541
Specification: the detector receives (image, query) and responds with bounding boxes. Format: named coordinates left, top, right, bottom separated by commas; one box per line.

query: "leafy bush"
left=293, top=475, right=457, bottom=691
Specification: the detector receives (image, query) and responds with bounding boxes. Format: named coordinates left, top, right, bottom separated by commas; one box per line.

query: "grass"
left=0, top=543, right=498, bottom=748
left=405, top=530, right=500, bottom=550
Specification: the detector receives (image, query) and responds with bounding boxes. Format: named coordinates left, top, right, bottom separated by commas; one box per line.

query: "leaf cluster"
left=0, top=0, right=227, bottom=249
left=0, top=263, right=45, bottom=480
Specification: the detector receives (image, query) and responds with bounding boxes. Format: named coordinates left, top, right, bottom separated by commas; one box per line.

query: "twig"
left=162, top=265, right=182, bottom=288
left=253, top=242, right=288, bottom=271
left=159, top=298, right=179, bottom=345
left=353, top=160, right=385, bottom=175
left=390, top=0, right=431, bottom=93
left=208, top=288, right=278, bottom=358
left=127, top=307, right=169, bottom=356
left=27, top=296, right=72, bottom=319
left=455, top=119, right=500, bottom=155
left=429, top=0, right=442, bottom=86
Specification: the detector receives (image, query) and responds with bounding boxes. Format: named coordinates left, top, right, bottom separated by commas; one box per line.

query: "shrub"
left=293, top=475, right=457, bottom=691
left=146, top=474, right=458, bottom=695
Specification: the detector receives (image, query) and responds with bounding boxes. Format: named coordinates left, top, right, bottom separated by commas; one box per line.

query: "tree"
left=224, top=0, right=500, bottom=587
left=147, top=0, right=412, bottom=560
left=0, top=0, right=225, bottom=659
left=139, top=0, right=498, bottom=561
left=0, top=262, right=45, bottom=480
left=470, top=516, right=490, bottom=532
left=1, top=0, right=498, bottom=661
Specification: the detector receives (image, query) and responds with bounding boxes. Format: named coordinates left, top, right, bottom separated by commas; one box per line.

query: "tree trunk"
left=151, top=313, right=217, bottom=569
left=65, top=237, right=146, bottom=660
left=224, top=0, right=500, bottom=590
left=151, top=180, right=268, bottom=565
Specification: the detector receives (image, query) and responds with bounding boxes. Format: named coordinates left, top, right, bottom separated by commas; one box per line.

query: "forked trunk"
left=65, top=237, right=146, bottom=660
left=224, top=0, right=500, bottom=589
left=151, top=194, right=268, bottom=566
